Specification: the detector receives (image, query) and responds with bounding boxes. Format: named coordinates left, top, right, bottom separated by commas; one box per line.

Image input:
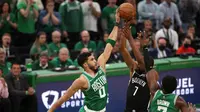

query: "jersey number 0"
left=99, top=86, right=106, bottom=98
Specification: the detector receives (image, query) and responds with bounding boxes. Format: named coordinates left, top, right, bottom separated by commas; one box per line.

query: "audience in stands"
left=101, top=0, right=118, bottom=37
left=18, top=0, right=44, bottom=11
left=38, top=0, right=61, bottom=42
left=0, top=48, right=11, bottom=76
left=96, top=33, right=108, bottom=51
left=143, top=20, right=156, bottom=48
left=59, top=0, right=84, bottom=49
left=0, top=68, right=11, bottom=112
left=107, top=41, right=123, bottom=63
left=32, top=51, right=53, bottom=70
left=81, top=0, right=101, bottom=41
left=74, top=30, right=96, bottom=52
left=149, top=37, right=172, bottom=59
left=187, top=24, right=198, bottom=40
left=1, top=33, right=16, bottom=58
left=178, top=0, right=199, bottom=33
left=176, top=36, right=196, bottom=55
left=0, top=2, right=17, bottom=38
left=5, top=63, right=37, bottom=112
left=137, top=0, right=160, bottom=30
left=155, top=17, right=179, bottom=50
left=159, top=0, right=183, bottom=32
left=51, top=48, right=74, bottom=68
left=48, top=30, right=67, bottom=58
left=16, top=0, right=39, bottom=47
left=30, top=32, right=48, bottom=60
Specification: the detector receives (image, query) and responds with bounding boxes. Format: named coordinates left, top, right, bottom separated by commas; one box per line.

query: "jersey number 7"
left=133, top=86, right=139, bottom=96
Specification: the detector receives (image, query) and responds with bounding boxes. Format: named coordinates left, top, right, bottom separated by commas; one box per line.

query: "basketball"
left=118, top=3, right=136, bottom=21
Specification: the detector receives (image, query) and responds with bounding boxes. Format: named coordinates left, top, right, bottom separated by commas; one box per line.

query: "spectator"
left=18, top=0, right=44, bottom=10
left=5, top=63, right=37, bottom=112
left=149, top=37, right=173, bottom=59
left=51, top=48, right=74, bottom=68
left=137, top=0, right=160, bottom=30
left=0, top=33, right=16, bottom=58
left=101, top=0, right=118, bottom=37
left=107, top=41, right=123, bottom=63
left=16, top=0, right=39, bottom=47
left=59, top=0, right=83, bottom=49
left=155, top=17, right=179, bottom=50
left=32, top=51, right=53, bottom=70
left=143, top=20, right=156, bottom=48
left=96, top=33, right=108, bottom=51
left=0, top=48, right=11, bottom=76
left=0, top=2, right=17, bottom=37
left=74, top=47, right=89, bottom=66
left=39, top=0, right=61, bottom=42
left=74, top=30, right=96, bottom=52
left=179, top=0, right=199, bottom=33
left=54, top=0, right=64, bottom=11
left=187, top=24, right=198, bottom=40
left=159, top=0, right=183, bottom=32
left=81, top=0, right=101, bottom=41
left=30, top=32, right=49, bottom=60
left=48, top=30, right=67, bottom=58
left=176, top=36, right=196, bottom=55
left=0, top=68, right=11, bottom=112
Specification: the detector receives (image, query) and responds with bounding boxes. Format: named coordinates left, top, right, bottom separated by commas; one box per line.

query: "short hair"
left=144, top=20, right=152, bottom=25
left=187, top=24, right=195, bottom=30
left=11, top=62, right=20, bottom=68
left=36, top=31, right=46, bottom=39
left=40, top=51, right=48, bottom=57
left=77, top=52, right=92, bottom=67
left=2, top=33, right=11, bottom=38
left=162, top=75, right=177, bottom=94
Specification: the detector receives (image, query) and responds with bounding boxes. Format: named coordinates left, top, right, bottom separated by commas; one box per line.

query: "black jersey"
left=125, top=70, right=150, bottom=111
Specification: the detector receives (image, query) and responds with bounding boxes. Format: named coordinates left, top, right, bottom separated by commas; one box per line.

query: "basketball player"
left=120, top=20, right=159, bottom=112
left=48, top=11, right=121, bottom=112
left=150, top=75, right=196, bottom=112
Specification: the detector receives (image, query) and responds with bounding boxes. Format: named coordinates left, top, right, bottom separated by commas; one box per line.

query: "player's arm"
left=98, top=11, right=120, bottom=71
left=48, top=77, right=87, bottom=112
left=119, top=30, right=137, bottom=78
left=146, top=70, right=159, bottom=97
left=175, top=96, right=196, bottom=112
left=123, top=24, right=145, bottom=71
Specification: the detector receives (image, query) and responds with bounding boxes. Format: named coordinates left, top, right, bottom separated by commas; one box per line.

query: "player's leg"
left=79, top=106, right=85, bottom=112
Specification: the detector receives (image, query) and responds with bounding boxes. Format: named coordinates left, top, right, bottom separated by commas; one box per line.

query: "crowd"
left=0, top=0, right=200, bottom=111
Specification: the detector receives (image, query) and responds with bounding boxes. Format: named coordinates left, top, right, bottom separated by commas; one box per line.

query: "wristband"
left=25, top=91, right=28, bottom=95
left=106, top=38, right=116, bottom=47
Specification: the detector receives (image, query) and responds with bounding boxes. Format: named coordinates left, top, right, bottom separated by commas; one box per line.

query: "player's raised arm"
left=123, top=21, right=145, bottom=72
left=119, top=28, right=137, bottom=77
left=97, top=11, right=120, bottom=71
left=48, top=76, right=87, bottom=112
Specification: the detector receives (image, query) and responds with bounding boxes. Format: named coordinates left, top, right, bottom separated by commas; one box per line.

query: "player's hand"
left=115, top=9, right=120, bottom=23
left=188, top=102, right=196, bottom=112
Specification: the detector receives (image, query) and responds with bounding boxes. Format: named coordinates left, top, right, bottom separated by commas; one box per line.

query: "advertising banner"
left=36, top=68, right=200, bottom=112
